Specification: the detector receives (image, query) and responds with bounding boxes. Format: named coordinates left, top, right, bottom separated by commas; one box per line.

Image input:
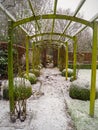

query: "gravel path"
left=0, top=68, right=76, bottom=130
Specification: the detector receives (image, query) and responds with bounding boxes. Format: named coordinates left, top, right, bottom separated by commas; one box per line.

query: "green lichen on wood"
left=26, top=36, right=29, bottom=76
left=8, top=20, right=15, bottom=114
left=73, top=36, right=77, bottom=80
left=89, top=21, right=98, bottom=117
left=65, top=42, right=68, bottom=80
left=13, top=14, right=93, bottom=28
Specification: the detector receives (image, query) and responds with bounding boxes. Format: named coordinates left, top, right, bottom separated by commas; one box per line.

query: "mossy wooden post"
left=32, top=42, right=35, bottom=72
left=89, top=21, right=98, bottom=117
left=73, top=36, right=77, bottom=80
left=26, top=36, right=29, bottom=76
left=58, top=46, right=60, bottom=68
left=8, top=21, right=14, bottom=116
left=65, top=42, right=68, bottom=80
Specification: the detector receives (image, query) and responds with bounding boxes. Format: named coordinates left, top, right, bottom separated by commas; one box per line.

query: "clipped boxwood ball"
left=69, top=79, right=98, bottom=101
left=30, top=69, right=40, bottom=77
left=69, top=86, right=90, bottom=100
left=62, top=68, right=73, bottom=77
left=24, top=73, right=37, bottom=84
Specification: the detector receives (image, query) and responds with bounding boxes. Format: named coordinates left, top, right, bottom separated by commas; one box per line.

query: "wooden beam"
left=73, top=36, right=77, bottom=80
left=59, top=0, right=86, bottom=40
left=27, top=0, right=41, bottom=33
left=14, top=14, right=93, bottom=28
left=89, top=21, right=98, bottom=117
left=8, top=21, right=15, bottom=117
left=26, top=36, right=29, bottom=76
left=51, top=0, right=58, bottom=34
left=32, top=39, right=66, bottom=44
left=29, top=32, right=73, bottom=39
left=0, top=3, right=30, bottom=35
left=65, top=42, right=68, bottom=80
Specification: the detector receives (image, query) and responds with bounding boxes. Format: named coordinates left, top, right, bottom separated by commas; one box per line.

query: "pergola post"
left=26, top=36, right=29, bottom=76
left=73, top=36, right=77, bottom=80
left=32, top=42, right=35, bottom=72
left=8, top=21, right=15, bottom=116
left=89, top=21, right=98, bottom=117
left=65, top=42, right=68, bottom=80
left=58, top=46, right=60, bottom=68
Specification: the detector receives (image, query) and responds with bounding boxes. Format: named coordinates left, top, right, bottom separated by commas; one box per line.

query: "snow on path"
left=0, top=68, right=76, bottom=130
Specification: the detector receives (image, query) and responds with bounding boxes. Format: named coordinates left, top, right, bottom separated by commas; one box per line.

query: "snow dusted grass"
left=65, top=69, right=98, bottom=130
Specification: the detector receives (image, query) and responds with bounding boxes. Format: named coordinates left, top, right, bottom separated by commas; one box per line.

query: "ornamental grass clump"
left=24, top=73, right=37, bottom=84
left=2, top=77, right=32, bottom=100
left=1, top=77, right=32, bottom=122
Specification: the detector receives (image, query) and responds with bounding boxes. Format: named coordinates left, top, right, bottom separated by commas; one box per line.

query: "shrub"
left=3, top=85, right=32, bottom=100
left=69, top=86, right=90, bottom=100
left=62, top=68, right=73, bottom=77
left=24, top=73, right=37, bottom=84
left=2, top=77, right=32, bottom=100
left=0, top=50, right=8, bottom=77
left=30, top=69, right=40, bottom=77
left=69, top=79, right=98, bottom=100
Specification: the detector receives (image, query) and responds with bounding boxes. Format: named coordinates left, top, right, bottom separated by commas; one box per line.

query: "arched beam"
left=13, top=14, right=93, bottom=28
left=29, top=32, right=73, bottom=39
left=32, top=39, right=66, bottom=45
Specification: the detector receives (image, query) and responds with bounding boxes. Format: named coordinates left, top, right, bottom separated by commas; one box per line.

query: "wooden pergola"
left=0, top=0, right=98, bottom=118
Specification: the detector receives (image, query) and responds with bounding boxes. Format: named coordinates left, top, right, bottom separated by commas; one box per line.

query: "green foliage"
left=30, top=69, right=40, bottom=77
left=62, top=68, right=73, bottom=77
left=69, top=84, right=98, bottom=101
left=69, top=86, right=90, bottom=100
left=3, top=85, right=32, bottom=100
left=24, top=73, right=37, bottom=84
left=0, top=50, right=8, bottom=77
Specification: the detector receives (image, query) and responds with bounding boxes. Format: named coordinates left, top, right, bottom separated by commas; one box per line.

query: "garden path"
left=0, top=67, right=76, bottom=130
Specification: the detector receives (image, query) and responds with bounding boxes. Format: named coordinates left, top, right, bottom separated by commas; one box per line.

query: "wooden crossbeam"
left=59, top=0, right=86, bottom=41
left=14, top=14, right=93, bottom=28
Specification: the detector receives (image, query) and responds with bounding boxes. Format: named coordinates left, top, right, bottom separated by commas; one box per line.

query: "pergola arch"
left=13, top=14, right=93, bottom=28
left=0, top=0, right=98, bottom=119
left=29, top=32, right=73, bottom=40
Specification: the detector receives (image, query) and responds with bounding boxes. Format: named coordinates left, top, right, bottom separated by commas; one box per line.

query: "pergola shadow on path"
left=0, top=0, right=98, bottom=119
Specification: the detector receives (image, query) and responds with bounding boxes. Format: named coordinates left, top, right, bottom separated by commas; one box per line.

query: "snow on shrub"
left=1, top=77, right=32, bottom=100
left=62, top=68, right=73, bottom=77
left=29, top=69, right=40, bottom=77
left=69, top=79, right=98, bottom=100
left=24, top=73, right=37, bottom=84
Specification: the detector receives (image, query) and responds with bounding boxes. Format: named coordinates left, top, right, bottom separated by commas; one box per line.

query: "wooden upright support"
left=89, top=21, right=98, bottom=117
left=32, top=42, right=35, bottom=72
left=73, top=36, right=77, bottom=80
left=8, top=21, right=14, bottom=115
left=26, top=36, right=29, bottom=76
left=65, top=42, right=68, bottom=80
left=58, top=46, right=60, bottom=68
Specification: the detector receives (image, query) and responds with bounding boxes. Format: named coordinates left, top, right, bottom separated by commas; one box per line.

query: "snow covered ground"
left=0, top=68, right=98, bottom=130
left=0, top=68, right=75, bottom=130
left=64, top=69, right=98, bottom=130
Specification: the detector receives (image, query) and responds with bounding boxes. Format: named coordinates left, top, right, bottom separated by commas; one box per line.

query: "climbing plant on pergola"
left=0, top=0, right=98, bottom=119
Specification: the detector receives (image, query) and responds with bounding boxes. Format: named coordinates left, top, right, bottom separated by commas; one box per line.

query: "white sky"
left=57, top=0, right=98, bottom=20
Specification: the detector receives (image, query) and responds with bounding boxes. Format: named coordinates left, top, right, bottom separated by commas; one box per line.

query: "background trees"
left=0, top=0, right=92, bottom=52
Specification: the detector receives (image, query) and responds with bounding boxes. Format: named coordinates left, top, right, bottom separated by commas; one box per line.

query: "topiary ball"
left=62, top=68, right=73, bottom=77
left=29, top=69, right=40, bottom=77
left=69, top=86, right=90, bottom=100
left=69, top=79, right=98, bottom=101
left=24, top=73, right=37, bottom=84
